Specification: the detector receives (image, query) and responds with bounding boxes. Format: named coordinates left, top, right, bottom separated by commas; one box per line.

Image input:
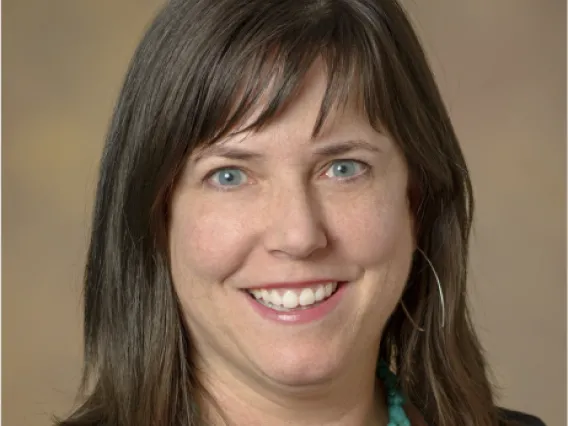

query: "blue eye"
left=209, top=168, right=248, bottom=187
left=324, top=160, right=367, bottom=179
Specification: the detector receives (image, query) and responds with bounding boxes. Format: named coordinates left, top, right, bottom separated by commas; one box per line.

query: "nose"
left=262, top=184, right=328, bottom=259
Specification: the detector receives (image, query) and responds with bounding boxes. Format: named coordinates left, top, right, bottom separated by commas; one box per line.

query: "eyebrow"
left=192, top=139, right=382, bottom=163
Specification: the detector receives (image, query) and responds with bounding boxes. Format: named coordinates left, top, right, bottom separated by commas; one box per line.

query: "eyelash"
left=203, top=159, right=371, bottom=192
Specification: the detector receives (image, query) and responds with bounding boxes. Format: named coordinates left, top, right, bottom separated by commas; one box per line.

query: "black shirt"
left=499, top=408, right=546, bottom=426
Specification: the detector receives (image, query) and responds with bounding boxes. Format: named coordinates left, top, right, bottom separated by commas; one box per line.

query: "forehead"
left=191, top=62, right=382, bottom=160
left=262, top=63, right=366, bottom=126
left=233, top=60, right=374, bottom=134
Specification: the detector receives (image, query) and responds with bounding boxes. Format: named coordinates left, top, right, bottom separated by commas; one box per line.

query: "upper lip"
left=245, top=279, right=347, bottom=290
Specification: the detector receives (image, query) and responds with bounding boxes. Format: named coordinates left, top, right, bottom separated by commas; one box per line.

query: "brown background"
left=3, top=1, right=566, bottom=425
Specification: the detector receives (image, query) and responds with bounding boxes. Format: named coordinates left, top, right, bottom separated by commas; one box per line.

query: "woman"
left=57, top=1, right=545, bottom=425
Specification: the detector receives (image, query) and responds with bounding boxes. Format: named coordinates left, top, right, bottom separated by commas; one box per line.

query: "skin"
left=169, top=62, right=417, bottom=426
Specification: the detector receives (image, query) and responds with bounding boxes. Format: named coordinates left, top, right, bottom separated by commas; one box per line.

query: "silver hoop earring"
left=400, top=247, right=446, bottom=331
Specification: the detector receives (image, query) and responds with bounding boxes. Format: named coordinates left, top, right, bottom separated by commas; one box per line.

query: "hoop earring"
left=400, top=299, right=425, bottom=332
left=400, top=247, right=446, bottom=331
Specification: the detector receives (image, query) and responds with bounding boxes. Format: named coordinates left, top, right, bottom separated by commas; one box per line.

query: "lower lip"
left=244, top=282, right=348, bottom=324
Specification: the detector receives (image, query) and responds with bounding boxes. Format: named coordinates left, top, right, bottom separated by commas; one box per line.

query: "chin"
left=253, top=346, right=346, bottom=388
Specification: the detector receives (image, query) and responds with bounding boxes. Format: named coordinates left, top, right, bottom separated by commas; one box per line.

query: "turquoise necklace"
left=377, top=359, right=411, bottom=426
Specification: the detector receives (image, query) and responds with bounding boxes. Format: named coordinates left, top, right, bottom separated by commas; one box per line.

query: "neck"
left=196, top=356, right=388, bottom=426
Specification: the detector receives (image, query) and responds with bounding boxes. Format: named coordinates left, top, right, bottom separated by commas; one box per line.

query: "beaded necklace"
left=377, top=359, right=411, bottom=426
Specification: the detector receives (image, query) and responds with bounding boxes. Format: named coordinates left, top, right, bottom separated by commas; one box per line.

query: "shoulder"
left=498, top=407, right=546, bottom=426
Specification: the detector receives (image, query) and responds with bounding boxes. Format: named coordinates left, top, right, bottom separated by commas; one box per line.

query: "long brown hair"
left=56, top=1, right=510, bottom=425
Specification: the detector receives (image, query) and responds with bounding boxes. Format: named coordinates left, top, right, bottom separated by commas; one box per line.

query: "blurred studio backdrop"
left=3, top=1, right=566, bottom=425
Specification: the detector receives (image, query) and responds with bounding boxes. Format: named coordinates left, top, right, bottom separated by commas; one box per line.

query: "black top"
left=499, top=408, right=546, bottom=426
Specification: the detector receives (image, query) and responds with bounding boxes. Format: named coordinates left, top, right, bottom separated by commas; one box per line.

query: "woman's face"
left=169, top=63, right=415, bottom=392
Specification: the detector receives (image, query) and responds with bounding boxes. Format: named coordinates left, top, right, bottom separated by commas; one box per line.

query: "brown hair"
left=56, top=1, right=511, bottom=425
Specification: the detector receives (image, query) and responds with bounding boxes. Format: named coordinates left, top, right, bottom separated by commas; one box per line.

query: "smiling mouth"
left=245, top=282, right=342, bottom=312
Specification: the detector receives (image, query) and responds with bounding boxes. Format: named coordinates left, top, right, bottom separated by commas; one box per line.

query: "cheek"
left=331, top=185, right=413, bottom=266
left=169, top=194, right=253, bottom=286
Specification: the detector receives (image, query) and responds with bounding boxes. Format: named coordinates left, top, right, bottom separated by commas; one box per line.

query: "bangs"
left=137, top=0, right=453, bottom=206
left=184, top=1, right=391, bottom=152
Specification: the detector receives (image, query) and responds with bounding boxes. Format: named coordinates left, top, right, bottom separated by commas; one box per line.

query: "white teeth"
left=282, top=291, right=299, bottom=309
left=314, top=285, right=326, bottom=302
left=270, top=290, right=282, bottom=306
left=299, top=288, right=315, bottom=306
left=248, top=281, right=342, bottom=311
